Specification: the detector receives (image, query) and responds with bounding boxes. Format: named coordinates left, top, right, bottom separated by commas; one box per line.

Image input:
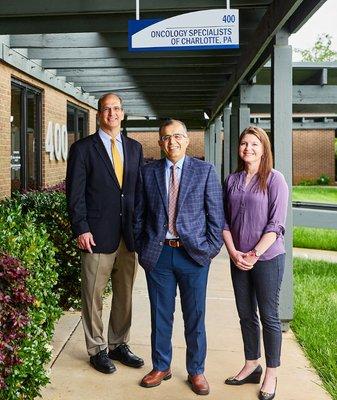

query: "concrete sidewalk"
left=40, top=249, right=332, bottom=400
left=293, top=247, right=337, bottom=263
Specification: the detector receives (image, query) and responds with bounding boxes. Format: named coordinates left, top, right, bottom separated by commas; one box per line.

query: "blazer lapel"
left=176, top=156, right=194, bottom=216
left=154, top=158, right=168, bottom=216
left=92, top=132, right=120, bottom=189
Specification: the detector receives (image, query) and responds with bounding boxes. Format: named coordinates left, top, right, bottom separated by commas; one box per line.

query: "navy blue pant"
left=146, top=245, right=209, bottom=375
left=230, top=254, right=285, bottom=368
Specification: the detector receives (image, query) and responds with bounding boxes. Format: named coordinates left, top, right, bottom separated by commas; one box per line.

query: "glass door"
left=11, top=81, right=41, bottom=192
left=11, top=85, right=22, bottom=191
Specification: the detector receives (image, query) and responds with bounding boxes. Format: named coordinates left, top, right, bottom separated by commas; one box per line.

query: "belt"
left=164, top=239, right=184, bottom=248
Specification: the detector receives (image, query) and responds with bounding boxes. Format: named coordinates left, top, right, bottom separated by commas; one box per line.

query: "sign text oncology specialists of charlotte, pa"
left=128, top=9, right=239, bottom=51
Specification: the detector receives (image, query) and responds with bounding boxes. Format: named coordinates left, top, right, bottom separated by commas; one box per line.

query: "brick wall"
left=0, top=61, right=97, bottom=199
left=0, top=64, right=11, bottom=198
left=187, top=131, right=204, bottom=159
left=128, top=130, right=205, bottom=160
left=293, top=130, right=335, bottom=184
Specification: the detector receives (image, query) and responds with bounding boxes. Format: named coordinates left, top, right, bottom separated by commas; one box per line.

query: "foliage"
left=17, top=184, right=82, bottom=309
left=335, top=138, right=337, bottom=158
left=292, top=258, right=337, bottom=400
left=0, top=253, right=34, bottom=390
left=292, top=186, right=337, bottom=204
left=295, top=33, right=337, bottom=62
left=0, top=202, right=62, bottom=399
left=316, top=174, right=330, bottom=186
left=296, top=176, right=331, bottom=187
left=297, top=179, right=317, bottom=186
left=293, top=226, right=337, bottom=251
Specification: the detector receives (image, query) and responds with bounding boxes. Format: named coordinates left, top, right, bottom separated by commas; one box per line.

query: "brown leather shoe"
left=140, top=369, right=172, bottom=388
left=188, top=374, right=210, bottom=395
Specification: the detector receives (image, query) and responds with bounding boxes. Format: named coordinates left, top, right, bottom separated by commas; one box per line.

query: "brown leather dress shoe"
left=188, top=374, right=210, bottom=395
left=140, top=369, right=172, bottom=388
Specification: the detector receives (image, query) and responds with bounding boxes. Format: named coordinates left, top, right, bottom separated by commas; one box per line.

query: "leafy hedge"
left=18, top=185, right=81, bottom=309
left=0, top=202, right=62, bottom=399
left=0, top=253, right=34, bottom=391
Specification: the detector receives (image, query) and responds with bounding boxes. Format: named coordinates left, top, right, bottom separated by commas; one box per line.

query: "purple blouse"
left=223, top=169, right=289, bottom=261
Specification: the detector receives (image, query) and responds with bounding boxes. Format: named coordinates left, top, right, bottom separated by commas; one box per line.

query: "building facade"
left=0, top=60, right=97, bottom=199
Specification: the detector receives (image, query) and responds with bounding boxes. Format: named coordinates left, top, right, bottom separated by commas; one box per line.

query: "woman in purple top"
left=223, top=126, right=288, bottom=400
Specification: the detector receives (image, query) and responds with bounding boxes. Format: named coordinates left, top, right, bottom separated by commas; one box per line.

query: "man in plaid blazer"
left=134, top=119, right=224, bottom=395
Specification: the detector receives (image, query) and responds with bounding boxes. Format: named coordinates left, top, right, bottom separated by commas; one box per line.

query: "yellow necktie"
left=111, top=138, right=123, bottom=187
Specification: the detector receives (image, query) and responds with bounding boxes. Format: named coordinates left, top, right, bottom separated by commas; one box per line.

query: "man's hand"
left=77, top=232, right=96, bottom=253
left=230, top=250, right=254, bottom=271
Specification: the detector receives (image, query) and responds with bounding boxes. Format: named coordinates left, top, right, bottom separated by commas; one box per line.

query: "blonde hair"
left=237, top=126, right=273, bottom=192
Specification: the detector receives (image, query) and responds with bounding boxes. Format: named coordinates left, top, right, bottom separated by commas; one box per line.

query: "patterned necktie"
left=111, top=138, right=123, bottom=187
left=168, top=165, right=179, bottom=236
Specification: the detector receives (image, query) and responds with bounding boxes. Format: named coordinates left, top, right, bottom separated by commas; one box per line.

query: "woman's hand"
left=230, top=250, right=254, bottom=271
left=243, top=251, right=259, bottom=267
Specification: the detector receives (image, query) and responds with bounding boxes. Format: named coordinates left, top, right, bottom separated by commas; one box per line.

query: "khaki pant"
left=81, top=239, right=137, bottom=356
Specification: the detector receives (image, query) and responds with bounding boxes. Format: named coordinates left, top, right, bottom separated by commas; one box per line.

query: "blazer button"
left=120, top=213, right=122, bottom=216
left=121, top=194, right=124, bottom=197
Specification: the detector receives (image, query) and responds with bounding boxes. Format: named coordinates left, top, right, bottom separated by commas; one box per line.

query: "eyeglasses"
left=101, top=106, right=123, bottom=113
left=160, top=133, right=187, bottom=142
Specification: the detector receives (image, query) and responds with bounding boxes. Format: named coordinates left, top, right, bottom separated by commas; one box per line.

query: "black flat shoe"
left=109, top=343, right=144, bottom=368
left=225, top=365, right=262, bottom=385
left=258, top=377, right=277, bottom=400
left=90, top=349, right=116, bottom=374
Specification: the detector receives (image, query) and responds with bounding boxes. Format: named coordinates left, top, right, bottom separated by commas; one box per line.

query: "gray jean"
left=230, top=253, right=285, bottom=368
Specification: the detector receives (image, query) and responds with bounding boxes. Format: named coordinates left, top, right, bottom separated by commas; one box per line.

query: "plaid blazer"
left=134, top=156, right=224, bottom=271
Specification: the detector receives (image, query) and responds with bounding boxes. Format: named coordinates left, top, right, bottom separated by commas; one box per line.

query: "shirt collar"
left=165, top=156, right=185, bottom=170
left=99, top=128, right=122, bottom=144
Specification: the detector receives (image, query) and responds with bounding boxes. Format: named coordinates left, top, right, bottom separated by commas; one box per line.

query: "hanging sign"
left=128, top=9, right=239, bottom=52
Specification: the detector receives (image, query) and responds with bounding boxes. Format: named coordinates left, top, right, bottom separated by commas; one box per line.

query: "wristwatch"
left=252, top=248, right=262, bottom=257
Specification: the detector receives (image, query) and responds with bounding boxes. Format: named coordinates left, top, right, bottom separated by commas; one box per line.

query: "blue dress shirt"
left=98, top=128, right=124, bottom=165
left=165, top=156, right=185, bottom=239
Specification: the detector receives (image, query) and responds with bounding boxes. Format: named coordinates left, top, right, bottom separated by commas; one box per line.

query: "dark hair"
left=97, top=93, right=123, bottom=111
left=237, top=126, right=273, bottom=192
left=159, top=119, right=187, bottom=137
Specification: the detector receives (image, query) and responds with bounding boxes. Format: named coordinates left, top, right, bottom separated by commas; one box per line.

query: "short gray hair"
left=159, top=119, right=187, bottom=137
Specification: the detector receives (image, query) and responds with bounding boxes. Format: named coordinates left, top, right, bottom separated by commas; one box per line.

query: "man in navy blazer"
left=66, top=93, right=144, bottom=374
left=134, top=119, right=224, bottom=395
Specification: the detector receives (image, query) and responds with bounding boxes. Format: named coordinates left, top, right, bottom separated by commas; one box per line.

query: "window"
left=67, top=103, right=88, bottom=148
left=11, top=80, right=42, bottom=192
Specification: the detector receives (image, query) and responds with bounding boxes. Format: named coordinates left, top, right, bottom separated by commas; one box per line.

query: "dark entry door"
left=11, top=81, right=41, bottom=192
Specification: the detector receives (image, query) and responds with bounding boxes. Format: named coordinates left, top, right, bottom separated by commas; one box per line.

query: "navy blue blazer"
left=66, top=131, right=143, bottom=253
left=134, top=156, right=224, bottom=271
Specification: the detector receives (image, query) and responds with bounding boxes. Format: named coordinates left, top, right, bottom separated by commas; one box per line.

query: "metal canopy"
left=242, top=62, right=337, bottom=113
left=0, top=0, right=327, bottom=128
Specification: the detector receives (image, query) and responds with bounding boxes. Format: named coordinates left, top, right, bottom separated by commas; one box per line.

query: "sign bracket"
left=136, top=0, right=140, bottom=20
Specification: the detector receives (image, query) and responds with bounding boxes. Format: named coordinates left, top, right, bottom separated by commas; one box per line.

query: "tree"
left=295, top=33, right=337, bottom=62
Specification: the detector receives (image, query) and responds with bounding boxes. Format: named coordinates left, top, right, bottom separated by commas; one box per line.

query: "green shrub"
left=297, top=179, right=317, bottom=186
left=0, top=253, right=34, bottom=391
left=17, top=188, right=81, bottom=309
left=0, top=201, right=62, bottom=400
left=316, top=174, right=330, bottom=185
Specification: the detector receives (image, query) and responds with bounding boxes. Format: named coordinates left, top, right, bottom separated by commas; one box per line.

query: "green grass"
left=291, top=258, right=337, bottom=400
left=293, top=227, right=337, bottom=251
left=293, top=186, right=337, bottom=204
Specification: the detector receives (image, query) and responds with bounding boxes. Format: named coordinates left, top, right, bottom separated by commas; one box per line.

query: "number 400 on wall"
left=45, top=121, right=68, bottom=161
